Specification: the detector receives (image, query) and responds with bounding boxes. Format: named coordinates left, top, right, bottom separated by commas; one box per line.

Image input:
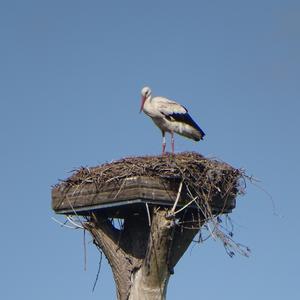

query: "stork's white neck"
left=145, top=94, right=152, bottom=103
left=142, top=95, right=155, bottom=116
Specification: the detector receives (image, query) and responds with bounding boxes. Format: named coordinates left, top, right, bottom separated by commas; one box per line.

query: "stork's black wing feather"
left=163, top=112, right=206, bottom=138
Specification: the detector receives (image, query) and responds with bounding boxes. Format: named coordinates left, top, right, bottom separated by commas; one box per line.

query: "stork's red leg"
left=162, top=131, right=166, bottom=155
left=171, top=132, right=175, bottom=154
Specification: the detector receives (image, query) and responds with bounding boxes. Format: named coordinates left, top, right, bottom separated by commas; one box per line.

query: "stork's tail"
left=193, top=127, right=205, bottom=141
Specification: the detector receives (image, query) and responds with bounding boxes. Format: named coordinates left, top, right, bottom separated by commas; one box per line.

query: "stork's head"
left=140, top=86, right=152, bottom=113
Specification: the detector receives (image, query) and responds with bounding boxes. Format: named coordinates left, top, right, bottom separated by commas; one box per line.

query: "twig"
left=174, top=196, right=198, bottom=215
left=84, top=229, right=87, bottom=271
left=65, top=195, right=86, bottom=229
left=170, top=180, right=183, bottom=213
left=145, top=202, right=152, bottom=227
left=67, top=216, right=84, bottom=229
left=51, top=216, right=79, bottom=229
left=92, top=251, right=103, bottom=292
left=113, top=179, right=126, bottom=200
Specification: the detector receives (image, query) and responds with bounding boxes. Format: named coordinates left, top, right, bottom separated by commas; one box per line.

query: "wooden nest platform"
left=52, top=152, right=247, bottom=299
left=52, top=152, right=244, bottom=219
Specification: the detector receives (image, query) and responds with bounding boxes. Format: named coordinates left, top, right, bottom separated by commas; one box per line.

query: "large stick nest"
left=55, top=151, right=249, bottom=257
left=57, top=152, right=245, bottom=215
left=61, top=152, right=243, bottom=191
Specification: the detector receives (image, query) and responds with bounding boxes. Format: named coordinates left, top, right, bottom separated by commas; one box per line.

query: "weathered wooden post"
left=52, top=152, right=246, bottom=300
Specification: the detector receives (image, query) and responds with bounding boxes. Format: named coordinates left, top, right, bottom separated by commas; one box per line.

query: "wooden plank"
left=52, top=176, right=178, bottom=211
left=52, top=176, right=235, bottom=215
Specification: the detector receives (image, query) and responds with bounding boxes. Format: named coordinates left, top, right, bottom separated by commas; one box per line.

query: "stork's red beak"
left=140, top=95, right=146, bottom=113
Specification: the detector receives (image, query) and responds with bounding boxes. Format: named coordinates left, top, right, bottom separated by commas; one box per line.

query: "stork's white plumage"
left=140, top=86, right=205, bottom=154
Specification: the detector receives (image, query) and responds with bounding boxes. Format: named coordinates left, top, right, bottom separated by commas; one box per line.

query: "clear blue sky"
left=1, top=1, right=299, bottom=299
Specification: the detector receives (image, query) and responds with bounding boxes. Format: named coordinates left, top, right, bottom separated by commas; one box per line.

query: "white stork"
left=140, top=86, right=205, bottom=154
